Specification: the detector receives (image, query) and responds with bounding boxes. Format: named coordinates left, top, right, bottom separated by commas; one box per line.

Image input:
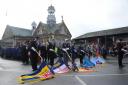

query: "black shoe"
left=122, top=65, right=125, bottom=67
left=119, top=65, right=125, bottom=68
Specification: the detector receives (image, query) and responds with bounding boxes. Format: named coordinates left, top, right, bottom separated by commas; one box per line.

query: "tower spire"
left=47, top=4, right=56, bottom=28
left=61, top=16, right=64, bottom=22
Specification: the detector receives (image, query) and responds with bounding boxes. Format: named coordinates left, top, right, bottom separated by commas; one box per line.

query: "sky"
left=0, top=0, right=128, bottom=39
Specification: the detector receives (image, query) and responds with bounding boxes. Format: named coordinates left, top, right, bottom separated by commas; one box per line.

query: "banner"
left=18, top=62, right=54, bottom=84
left=79, top=67, right=96, bottom=72
left=52, top=59, right=70, bottom=73
left=90, top=57, right=106, bottom=65
left=96, top=57, right=106, bottom=64
left=82, top=56, right=95, bottom=68
left=53, top=64, right=70, bottom=73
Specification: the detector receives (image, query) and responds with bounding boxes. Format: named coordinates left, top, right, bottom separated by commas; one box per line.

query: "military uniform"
left=78, top=46, right=85, bottom=65
left=28, top=40, right=39, bottom=71
left=117, top=40, right=124, bottom=68
left=39, top=44, right=47, bottom=62
left=21, top=44, right=29, bottom=65
left=47, top=42, right=56, bottom=66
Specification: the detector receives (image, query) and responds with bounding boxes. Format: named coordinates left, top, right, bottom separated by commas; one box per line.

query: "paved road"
left=0, top=57, right=128, bottom=85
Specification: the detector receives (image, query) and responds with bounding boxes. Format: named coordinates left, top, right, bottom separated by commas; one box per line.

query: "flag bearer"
left=28, top=38, right=39, bottom=71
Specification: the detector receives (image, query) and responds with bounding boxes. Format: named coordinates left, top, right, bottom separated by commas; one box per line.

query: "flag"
left=90, top=57, right=98, bottom=65
left=90, top=57, right=106, bottom=65
left=78, top=67, right=96, bottom=72
left=51, top=58, right=70, bottom=73
left=82, top=56, right=95, bottom=68
left=96, top=57, right=106, bottom=64
left=53, top=64, right=70, bottom=73
left=18, top=62, right=54, bottom=84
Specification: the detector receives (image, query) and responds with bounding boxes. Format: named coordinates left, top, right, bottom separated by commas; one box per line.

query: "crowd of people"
left=20, top=38, right=107, bottom=71
left=19, top=38, right=81, bottom=71
left=0, top=38, right=128, bottom=71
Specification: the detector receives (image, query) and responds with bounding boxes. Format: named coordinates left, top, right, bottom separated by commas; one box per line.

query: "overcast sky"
left=0, top=0, right=128, bottom=39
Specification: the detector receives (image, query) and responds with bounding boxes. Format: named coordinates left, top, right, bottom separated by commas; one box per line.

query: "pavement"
left=0, top=56, right=128, bottom=85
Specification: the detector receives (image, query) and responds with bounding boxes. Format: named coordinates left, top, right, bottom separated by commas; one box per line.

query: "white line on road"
left=77, top=73, right=128, bottom=77
left=75, top=75, right=87, bottom=85
left=58, top=73, right=128, bottom=77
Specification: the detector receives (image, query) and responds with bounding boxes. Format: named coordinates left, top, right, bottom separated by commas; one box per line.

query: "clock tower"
left=47, top=5, right=56, bottom=28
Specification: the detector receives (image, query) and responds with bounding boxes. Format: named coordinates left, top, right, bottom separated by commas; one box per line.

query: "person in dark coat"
left=28, top=39, right=39, bottom=71
left=61, top=42, right=71, bottom=67
left=70, top=44, right=77, bottom=66
left=39, top=43, right=47, bottom=62
left=47, top=42, right=56, bottom=67
left=116, top=39, right=125, bottom=68
left=78, top=45, right=85, bottom=66
left=20, top=42, right=29, bottom=65
left=101, top=45, right=107, bottom=59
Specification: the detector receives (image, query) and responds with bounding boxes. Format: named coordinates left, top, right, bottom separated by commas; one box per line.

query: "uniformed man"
left=47, top=42, right=56, bottom=67
left=39, top=43, right=47, bottom=62
left=70, top=44, right=77, bottom=65
left=78, top=45, right=85, bottom=66
left=20, top=42, right=29, bottom=65
left=116, top=39, right=125, bottom=68
left=28, top=38, right=39, bottom=71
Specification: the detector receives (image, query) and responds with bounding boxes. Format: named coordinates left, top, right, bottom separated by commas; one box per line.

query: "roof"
left=39, top=22, right=62, bottom=33
left=74, top=26, right=128, bottom=40
left=38, top=21, right=71, bottom=36
left=6, top=25, right=32, bottom=37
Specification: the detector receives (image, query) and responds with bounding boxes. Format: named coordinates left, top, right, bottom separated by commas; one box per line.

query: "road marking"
left=57, top=73, right=128, bottom=77
left=76, top=73, right=128, bottom=76
left=75, top=75, right=87, bottom=85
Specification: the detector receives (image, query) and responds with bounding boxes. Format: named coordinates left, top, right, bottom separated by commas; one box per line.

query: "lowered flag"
left=78, top=67, right=96, bottom=72
left=82, top=56, right=95, bottom=68
left=53, top=64, right=70, bottom=73
left=18, top=62, right=54, bottom=84
left=90, top=57, right=106, bottom=65
left=51, top=58, right=70, bottom=73
left=96, top=57, right=106, bottom=64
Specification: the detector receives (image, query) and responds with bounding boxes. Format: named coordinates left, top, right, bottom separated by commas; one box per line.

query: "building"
left=1, top=25, right=33, bottom=47
left=73, top=27, right=128, bottom=48
left=0, top=5, right=72, bottom=48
